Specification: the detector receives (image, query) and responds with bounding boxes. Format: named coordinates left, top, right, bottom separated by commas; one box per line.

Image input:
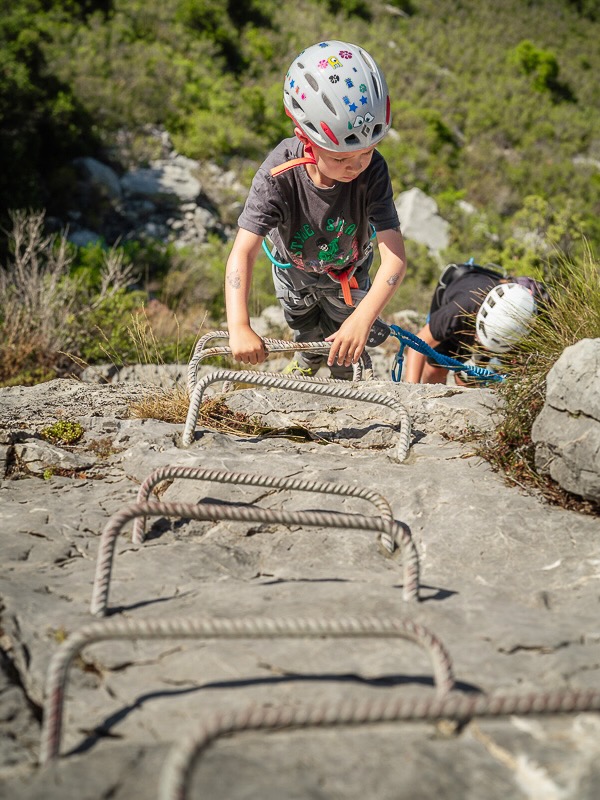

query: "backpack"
left=431, top=259, right=505, bottom=315
left=431, top=259, right=550, bottom=314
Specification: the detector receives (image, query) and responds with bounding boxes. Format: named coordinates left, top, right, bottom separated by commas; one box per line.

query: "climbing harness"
left=388, top=324, right=505, bottom=384
left=261, top=237, right=360, bottom=307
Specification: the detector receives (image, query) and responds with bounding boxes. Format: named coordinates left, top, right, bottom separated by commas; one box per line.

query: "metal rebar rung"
left=187, top=332, right=374, bottom=396
left=91, top=500, right=420, bottom=617
left=131, top=466, right=396, bottom=549
left=181, top=369, right=412, bottom=461
left=158, top=687, right=600, bottom=800
left=40, top=615, right=453, bottom=764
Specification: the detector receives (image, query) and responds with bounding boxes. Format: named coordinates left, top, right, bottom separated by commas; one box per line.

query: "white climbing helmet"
left=283, top=41, right=391, bottom=152
left=476, top=283, right=537, bottom=353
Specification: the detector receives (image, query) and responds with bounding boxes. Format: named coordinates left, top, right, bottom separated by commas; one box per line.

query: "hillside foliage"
left=1, top=0, right=599, bottom=385
left=2, top=0, right=599, bottom=232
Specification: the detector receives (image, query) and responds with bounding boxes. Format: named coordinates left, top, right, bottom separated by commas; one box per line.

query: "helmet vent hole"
left=359, top=49, right=376, bottom=71
left=321, top=92, right=337, bottom=116
left=488, top=297, right=496, bottom=308
left=371, top=74, right=382, bottom=99
left=496, top=286, right=504, bottom=297
left=344, top=133, right=361, bottom=146
left=305, top=72, right=319, bottom=92
left=304, top=121, right=319, bottom=135
left=372, top=123, right=383, bottom=138
left=291, top=97, right=303, bottom=112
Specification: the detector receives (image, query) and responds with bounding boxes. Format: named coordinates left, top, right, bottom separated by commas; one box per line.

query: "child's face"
left=309, top=143, right=377, bottom=186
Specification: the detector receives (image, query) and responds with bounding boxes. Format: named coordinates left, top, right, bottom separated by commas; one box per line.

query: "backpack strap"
left=431, top=260, right=504, bottom=315
left=270, top=155, right=317, bottom=177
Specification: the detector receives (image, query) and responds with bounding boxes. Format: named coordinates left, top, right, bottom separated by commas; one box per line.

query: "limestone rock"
left=120, top=157, right=201, bottom=203
left=0, top=376, right=598, bottom=800
left=395, top=187, right=450, bottom=254
left=73, top=157, right=122, bottom=200
left=532, top=338, right=600, bottom=503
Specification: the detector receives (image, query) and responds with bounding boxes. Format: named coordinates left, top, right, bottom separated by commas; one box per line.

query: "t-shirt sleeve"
left=367, top=154, right=400, bottom=232
left=237, top=168, right=286, bottom=237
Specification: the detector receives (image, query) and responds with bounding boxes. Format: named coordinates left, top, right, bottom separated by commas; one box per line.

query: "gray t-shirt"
left=238, top=137, right=399, bottom=276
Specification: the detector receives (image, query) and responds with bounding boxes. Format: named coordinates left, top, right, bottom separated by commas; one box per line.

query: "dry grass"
left=0, top=210, right=138, bottom=384
left=130, top=388, right=269, bottom=436
left=129, top=386, right=322, bottom=442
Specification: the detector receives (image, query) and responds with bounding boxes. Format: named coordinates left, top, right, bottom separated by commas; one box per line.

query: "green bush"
left=509, top=40, right=560, bottom=93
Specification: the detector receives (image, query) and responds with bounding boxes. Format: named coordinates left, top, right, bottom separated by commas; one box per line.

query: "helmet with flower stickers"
left=283, top=41, right=391, bottom=152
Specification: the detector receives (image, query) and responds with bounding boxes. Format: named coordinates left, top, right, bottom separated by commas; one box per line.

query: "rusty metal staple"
left=187, top=331, right=374, bottom=395
left=39, top=615, right=453, bottom=764
left=159, top=687, right=600, bottom=800
left=181, top=368, right=412, bottom=461
left=131, top=466, right=397, bottom=551
left=91, top=500, right=420, bottom=617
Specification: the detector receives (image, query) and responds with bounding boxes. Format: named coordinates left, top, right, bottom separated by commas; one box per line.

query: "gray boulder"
left=120, top=156, right=201, bottom=203
left=395, top=187, right=450, bottom=254
left=73, top=157, right=122, bottom=200
left=532, top=338, right=600, bottom=503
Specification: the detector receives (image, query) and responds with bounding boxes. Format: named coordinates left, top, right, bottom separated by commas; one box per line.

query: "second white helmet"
left=476, top=283, right=537, bottom=353
left=283, top=41, right=391, bottom=152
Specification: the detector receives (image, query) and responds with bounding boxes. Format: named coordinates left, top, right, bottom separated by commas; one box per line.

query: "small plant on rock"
left=41, top=420, right=85, bottom=446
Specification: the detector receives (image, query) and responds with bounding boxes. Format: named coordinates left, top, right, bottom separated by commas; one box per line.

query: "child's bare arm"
left=403, top=323, right=440, bottom=383
left=225, top=229, right=267, bottom=364
left=325, top=227, right=407, bottom=368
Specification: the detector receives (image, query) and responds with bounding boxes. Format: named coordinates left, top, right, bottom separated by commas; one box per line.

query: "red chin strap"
left=293, top=125, right=315, bottom=158
left=268, top=125, right=317, bottom=177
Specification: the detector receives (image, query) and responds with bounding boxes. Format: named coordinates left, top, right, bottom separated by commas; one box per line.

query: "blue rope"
left=388, top=324, right=504, bottom=384
left=260, top=243, right=501, bottom=384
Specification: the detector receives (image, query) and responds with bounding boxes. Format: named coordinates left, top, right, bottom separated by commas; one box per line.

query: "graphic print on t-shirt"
left=287, top=215, right=367, bottom=273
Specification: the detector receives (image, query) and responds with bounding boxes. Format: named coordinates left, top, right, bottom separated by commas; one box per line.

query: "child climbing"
left=403, top=262, right=541, bottom=385
left=225, top=40, right=407, bottom=379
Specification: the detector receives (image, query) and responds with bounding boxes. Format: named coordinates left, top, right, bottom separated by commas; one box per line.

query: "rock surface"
left=532, top=338, right=600, bottom=503
left=0, top=371, right=599, bottom=800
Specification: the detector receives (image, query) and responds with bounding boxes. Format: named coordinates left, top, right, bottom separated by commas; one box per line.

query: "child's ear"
left=294, top=127, right=311, bottom=146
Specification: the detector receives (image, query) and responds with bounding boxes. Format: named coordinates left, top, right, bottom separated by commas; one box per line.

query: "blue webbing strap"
left=388, top=324, right=504, bottom=384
